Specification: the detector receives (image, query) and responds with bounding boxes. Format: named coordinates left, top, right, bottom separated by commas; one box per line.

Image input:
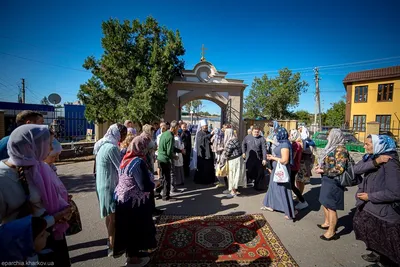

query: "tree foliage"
left=324, top=99, right=346, bottom=127
left=183, top=100, right=203, bottom=114
left=78, top=17, right=185, bottom=124
left=244, top=68, right=308, bottom=119
left=40, top=96, right=50, bottom=105
left=293, top=110, right=312, bottom=125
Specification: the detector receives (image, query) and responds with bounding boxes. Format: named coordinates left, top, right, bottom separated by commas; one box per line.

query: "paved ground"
left=59, top=159, right=368, bottom=267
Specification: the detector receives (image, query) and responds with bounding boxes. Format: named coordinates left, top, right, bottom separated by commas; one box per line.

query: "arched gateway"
left=163, top=60, right=247, bottom=139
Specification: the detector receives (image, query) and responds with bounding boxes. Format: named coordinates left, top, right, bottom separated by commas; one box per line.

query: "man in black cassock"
left=180, top=122, right=192, bottom=178
left=194, top=120, right=216, bottom=185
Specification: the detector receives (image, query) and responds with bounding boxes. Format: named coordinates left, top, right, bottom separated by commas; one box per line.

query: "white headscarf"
left=318, top=128, right=345, bottom=165
left=190, top=119, right=207, bottom=170
left=224, top=128, right=235, bottom=147
left=299, top=126, right=309, bottom=140
left=93, top=124, right=121, bottom=155
left=289, top=129, right=301, bottom=142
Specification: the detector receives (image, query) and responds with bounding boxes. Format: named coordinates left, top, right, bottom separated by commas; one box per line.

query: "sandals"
left=260, top=206, right=274, bottom=212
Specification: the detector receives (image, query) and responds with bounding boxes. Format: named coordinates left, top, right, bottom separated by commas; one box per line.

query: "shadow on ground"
left=60, top=174, right=96, bottom=193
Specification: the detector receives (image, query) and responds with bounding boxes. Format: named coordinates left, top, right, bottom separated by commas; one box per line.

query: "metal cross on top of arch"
left=200, top=44, right=207, bottom=62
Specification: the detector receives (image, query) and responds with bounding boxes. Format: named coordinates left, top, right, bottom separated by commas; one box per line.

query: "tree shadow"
left=337, top=207, right=356, bottom=237
left=60, top=174, right=96, bottom=193
left=295, top=185, right=322, bottom=221
left=68, top=238, right=107, bottom=251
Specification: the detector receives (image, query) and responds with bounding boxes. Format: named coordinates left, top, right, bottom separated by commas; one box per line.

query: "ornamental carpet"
left=150, top=214, right=298, bottom=266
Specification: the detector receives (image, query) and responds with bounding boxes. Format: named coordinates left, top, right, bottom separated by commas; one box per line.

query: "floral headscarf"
left=289, top=129, right=301, bottom=142
left=127, top=127, right=137, bottom=136
left=363, top=134, right=397, bottom=161
left=299, top=126, right=310, bottom=140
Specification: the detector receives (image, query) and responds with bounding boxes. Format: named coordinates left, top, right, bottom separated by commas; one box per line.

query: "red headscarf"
left=120, top=135, right=150, bottom=169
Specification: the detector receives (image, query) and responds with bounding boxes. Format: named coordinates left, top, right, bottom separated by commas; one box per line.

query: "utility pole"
left=21, top=78, right=25, bottom=103
left=314, top=68, right=322, bottom=131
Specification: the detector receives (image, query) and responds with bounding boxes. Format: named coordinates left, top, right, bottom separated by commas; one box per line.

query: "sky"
left=1, top=0, right=399, bottom=115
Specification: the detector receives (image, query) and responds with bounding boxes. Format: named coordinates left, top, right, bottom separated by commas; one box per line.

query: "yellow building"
left=343, top=65, right=400, bottom=142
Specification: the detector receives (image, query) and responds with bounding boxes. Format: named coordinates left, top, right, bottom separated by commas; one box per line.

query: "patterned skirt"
left=353, top=209, right=400, bottom=264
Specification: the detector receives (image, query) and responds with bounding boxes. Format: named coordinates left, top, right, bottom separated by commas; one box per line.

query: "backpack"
left=335, top=155, right=362, bottom=187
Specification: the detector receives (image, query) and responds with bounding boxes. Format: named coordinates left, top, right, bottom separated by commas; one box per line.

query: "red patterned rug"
left=150, top=214, right=298, bottom=266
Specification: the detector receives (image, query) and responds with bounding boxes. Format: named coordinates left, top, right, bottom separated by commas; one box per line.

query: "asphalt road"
left=58, top=160, right=367, bottom=267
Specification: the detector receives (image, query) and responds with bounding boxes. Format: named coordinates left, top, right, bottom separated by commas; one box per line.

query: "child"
left=0, top=215, right=49, bottom=263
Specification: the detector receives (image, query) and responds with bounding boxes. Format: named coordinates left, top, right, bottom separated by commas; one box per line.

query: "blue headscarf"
left=275, top=127, right=293, bottom=166
left=0, top=216, right=34, bottom=262
left=363, top=134, right=397, bottom=161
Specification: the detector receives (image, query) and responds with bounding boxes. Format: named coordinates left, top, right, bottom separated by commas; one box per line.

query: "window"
left=377, top=83, right=394, bottom=102
left=353, top=115, right=366, bottom=132
left=354, top=85, right=368, bottom=103
left=376, top=115, right=391, bottom=131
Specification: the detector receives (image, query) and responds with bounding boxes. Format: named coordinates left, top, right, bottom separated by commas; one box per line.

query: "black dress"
left=180, top=130, right=192, bottom=178
left=194, top=130, right=216, bottom=185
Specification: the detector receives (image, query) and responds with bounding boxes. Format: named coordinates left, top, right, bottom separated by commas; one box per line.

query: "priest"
left=193, top=120, right=216, bottom=185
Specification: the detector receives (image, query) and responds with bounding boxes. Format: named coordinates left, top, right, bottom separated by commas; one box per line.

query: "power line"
left=0, top=52, right=90, bottom=73
left=228, top=56, right=400, bottom=76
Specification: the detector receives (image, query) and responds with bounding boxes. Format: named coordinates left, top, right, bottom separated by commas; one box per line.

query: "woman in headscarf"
left=114, top=136, right=156, bottom=267
left=352, top=135, right=400, bottom=266
left=262, top=127, right=296, bottom=220
left=212, top=128, right=226, bottom=188
left=94, top=123, right=127, bottom=256
left=289, top=130, right=308, bottom=210
left=296, top=126, right=315, bottom=196
left=224, top=128, right=246, bottom=197
left=0, top=124, right=72, bottom=266
left=316, top=128, right=349, bottom=241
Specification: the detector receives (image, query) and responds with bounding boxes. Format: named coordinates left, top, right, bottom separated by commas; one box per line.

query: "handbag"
left=335, top=156, right=361, bottom=187
left=273, top=162, right=290, bottom=183
left=66, top=199, right=82, bottom=236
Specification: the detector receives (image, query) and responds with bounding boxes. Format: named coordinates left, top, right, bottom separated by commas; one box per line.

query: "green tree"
left=293, top=110, right=312, bottom=125
left=78, top=17, right=185, bottom=125
left=40, top=96, right=50, bottom=105
left=244, top=68, right=308, bottom=119
left=324, top=100, right=346, bottom=127
left=184, top=100, right=203, bottom=114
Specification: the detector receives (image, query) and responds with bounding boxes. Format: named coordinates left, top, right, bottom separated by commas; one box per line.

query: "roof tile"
left=343, top=65, right=400, bottom=83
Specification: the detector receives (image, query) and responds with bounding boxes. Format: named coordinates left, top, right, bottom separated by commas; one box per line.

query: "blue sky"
left=1, top=0, right=399, bottom=115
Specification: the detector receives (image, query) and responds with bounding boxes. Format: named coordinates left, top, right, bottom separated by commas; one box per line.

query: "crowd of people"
left=0, top=111, right=399, bottom=267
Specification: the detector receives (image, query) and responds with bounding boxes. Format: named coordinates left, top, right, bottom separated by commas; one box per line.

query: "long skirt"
left=38, top=232, right=70, bottom=267
left=263, top=163, right=296, bottom=219
left=246, top=151, right=265, bottom=188
left=296, top=153, right=313, bottom=184
left=227, top=157, right=246, bottom=191
left=114, top=198, right=157, bottom=258
left=319, top=176, right=344, bottom=211
left=353, top=209, right=400, bottom=264
left=194, top=157, right=216, bottom=185
left=172, top=165, right=185, bottom=185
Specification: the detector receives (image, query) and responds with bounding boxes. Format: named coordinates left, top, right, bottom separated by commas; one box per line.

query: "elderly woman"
left=262, top=127, right=296, bottom=220
left=353, top=135, right=400, bottom=266
left=212, top=128, right=226, bottom=188
left=114, top=136, right=156, bottom=266
left=224, top=128, right=246, bottom=197
left=94, top=123, right=127, bottom=256
left=316, top=128, right=349, bottom=241
left=0, top=125, right=72, bottom=266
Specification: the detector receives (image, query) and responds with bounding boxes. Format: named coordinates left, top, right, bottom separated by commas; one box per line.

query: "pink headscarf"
left=7, top=124, right=69, bottom=239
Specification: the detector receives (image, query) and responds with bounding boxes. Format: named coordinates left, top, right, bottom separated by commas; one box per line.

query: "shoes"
left=362, top=252, right=380, bottom=263
left=155, top=194, right=162, bottom=200
left=317, top=224, right=329, bottom=230
left=320, top=233, right=340, bottom=241
left=247, top=182, right=254, bottom=187
left=295, top=201, right=309, bottom=210
left=215, top=183, right=225, bottom=188
left=223, top=189, right=230, bottom=194
left=225, top=194, right=235, bottom=199
left=107, top=247, right=113, bottom=257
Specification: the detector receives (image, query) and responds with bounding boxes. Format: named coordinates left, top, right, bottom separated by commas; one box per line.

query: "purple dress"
left=263, top=142, right=296, bottom=219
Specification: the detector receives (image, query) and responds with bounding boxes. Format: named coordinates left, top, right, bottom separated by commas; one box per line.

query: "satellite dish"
left=48, top=93, right=61, bottom=105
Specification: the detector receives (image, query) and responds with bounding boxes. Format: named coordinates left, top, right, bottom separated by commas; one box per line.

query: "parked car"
left=312, top=131, right=365, bottom=153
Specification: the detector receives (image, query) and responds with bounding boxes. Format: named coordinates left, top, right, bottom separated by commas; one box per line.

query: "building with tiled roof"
left=343, top=65, right=400, bottom=141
